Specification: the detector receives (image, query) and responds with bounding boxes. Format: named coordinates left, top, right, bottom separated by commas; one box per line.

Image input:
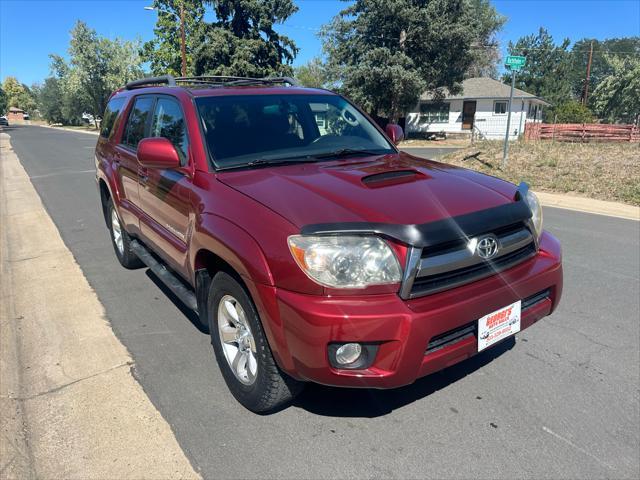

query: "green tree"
left=193, top=0, right=298, bottom=77
left=553, top=100, right=594, bottom=123
left=1, top=77, right=38, bottom=113
left=141, top=0, right=205, bottom=76
left=295, top=57, right=330, bottom=88
left=38, top=77, right=66, bottom=124
left=464, top=0, right=506, bottom=78
left=48, top=21, right=144, bottom=126
left=0, top=86, right=6, bottom=115
left=322, top=0, right=494, bottom=122
left=567, top=37, right=640, bottom=107
left=591, top=54, right=640, bottom=124
left=505, top=28, right=572, bottom=120
left=49, top=54, right=91, bottom=125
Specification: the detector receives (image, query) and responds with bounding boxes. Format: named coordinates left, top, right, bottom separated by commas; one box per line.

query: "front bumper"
left=254, top=231, right=562, bottom=388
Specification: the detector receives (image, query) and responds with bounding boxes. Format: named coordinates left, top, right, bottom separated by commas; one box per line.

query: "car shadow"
left=292, top=337, right=516, bottom=418
left=141, top=268, right=516, bottom=418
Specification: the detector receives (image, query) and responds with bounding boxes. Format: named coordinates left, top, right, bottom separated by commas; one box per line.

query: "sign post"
left=502, top=56, right=526, bottom=168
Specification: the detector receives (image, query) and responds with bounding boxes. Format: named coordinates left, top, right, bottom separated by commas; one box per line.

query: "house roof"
left=8, top=107, right=25, bottom=113
left=421, top=77, right=550, bottom=105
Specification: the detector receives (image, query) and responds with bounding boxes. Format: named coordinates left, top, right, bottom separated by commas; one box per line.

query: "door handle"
left=113, top=152, right=121, bottom=164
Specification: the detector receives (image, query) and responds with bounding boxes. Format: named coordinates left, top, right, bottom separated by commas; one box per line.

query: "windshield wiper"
left=314, top=148, right=385, bottom=159
left=217, top=154, right=319, bottom=171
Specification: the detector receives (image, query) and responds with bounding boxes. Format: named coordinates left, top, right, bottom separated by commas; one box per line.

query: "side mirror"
left=385, top=123, right=404, bottom=145
left=137, top=137, right=181, bottom=169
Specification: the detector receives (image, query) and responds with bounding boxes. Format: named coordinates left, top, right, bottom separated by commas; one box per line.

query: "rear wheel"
left=208, top=272, right=303, bottom=413
left=107, top=198, right=143, bottom=269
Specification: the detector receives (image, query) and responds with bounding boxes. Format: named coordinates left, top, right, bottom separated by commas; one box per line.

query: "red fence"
left=525, top=122, right=640, bottom=142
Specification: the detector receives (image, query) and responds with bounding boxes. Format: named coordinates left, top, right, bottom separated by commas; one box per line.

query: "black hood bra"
left=301, top=183, right=534, bottom=249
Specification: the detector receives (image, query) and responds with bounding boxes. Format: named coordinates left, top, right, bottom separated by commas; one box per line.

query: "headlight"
left=524, top=190, right=543, bottom=239
left=288, top=235, right=402, bottom=288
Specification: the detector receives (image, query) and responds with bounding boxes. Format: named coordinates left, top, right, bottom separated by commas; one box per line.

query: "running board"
left=130, top=240, right=198, bottom=312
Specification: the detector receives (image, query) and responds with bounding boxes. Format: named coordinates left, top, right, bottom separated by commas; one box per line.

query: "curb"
left=535, top=191, right=639, bottom=221
left=39, top=124, right=99, bottom=136
left=0, top=133, right=200, bottom=479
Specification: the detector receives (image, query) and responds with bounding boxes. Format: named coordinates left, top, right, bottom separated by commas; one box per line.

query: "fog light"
left=335, top=343, right=362, bottom=365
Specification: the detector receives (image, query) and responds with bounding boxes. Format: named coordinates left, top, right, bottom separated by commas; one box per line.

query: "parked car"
left=95, top=75, right=563, bottom=412
left=22, top=113, right=30, bottom=120
left=0, top=116, right=9, bottom=126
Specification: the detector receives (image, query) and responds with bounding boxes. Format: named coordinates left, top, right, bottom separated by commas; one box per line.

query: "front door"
left=139, top=96, right=192, bottom=273
left=462, top=101, right=477, bottom=130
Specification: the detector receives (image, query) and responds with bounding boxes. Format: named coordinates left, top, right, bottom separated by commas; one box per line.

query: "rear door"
left=138, top=95, right=192, bottom=272
left=114, top=95, right=155, bottom=228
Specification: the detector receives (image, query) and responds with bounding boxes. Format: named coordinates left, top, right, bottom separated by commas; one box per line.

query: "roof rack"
left=123, top=75, right=299, bottom=91
left=125, top=75, right=176, bottom=90
left=175, top=76, right=299, bottom=88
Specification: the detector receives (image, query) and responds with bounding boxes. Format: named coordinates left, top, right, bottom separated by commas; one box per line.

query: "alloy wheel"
left=111, top=208, right=124, bottom=255
left=217, top=295, right=258, bottom=385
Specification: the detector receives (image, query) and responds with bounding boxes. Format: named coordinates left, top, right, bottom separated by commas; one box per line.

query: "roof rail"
left=125, top=75, right=176, bottom=90
left=174, top=76, right=299, bottom=87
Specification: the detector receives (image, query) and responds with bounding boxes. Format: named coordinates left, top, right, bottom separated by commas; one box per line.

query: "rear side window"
left=151, top=97, right=189, bottom=166
left=122, top=96, right=154, bottom=149
left=100, top=97, right=126, bottom=138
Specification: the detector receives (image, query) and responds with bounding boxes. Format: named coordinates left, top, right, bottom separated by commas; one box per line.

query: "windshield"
left=195, top=94, right=395, bottom=169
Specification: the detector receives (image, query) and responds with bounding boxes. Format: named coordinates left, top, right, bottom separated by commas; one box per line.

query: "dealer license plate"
left=477, top=300, right=521, bottom=352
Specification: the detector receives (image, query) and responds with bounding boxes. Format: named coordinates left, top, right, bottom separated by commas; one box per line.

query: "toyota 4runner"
left=95, top=75, right=563, bottom=412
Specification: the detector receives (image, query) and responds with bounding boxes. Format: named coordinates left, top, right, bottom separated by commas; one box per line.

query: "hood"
left=216, top=152, right=518, bottom=228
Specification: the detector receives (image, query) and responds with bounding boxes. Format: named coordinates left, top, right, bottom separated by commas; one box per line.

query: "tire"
left=106, top=198, right=144, bottom=269
left=208, top=272, right=303, bottom=413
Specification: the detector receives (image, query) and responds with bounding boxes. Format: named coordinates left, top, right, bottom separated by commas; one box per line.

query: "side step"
left=130, top=240, right=198, bottom=312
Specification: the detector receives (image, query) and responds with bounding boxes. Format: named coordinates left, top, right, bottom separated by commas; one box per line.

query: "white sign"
left=477, top=300, right=521, bottom=352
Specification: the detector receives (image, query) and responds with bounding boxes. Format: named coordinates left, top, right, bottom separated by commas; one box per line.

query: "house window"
left=527, top=103, right=538, bottom=119
left=419, top=102, right=449, bottom=123
left=494, top=101, right=508, bottom=115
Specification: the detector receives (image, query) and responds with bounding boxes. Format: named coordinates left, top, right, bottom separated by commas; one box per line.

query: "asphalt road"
left=5, top=125, right=640, bottom=479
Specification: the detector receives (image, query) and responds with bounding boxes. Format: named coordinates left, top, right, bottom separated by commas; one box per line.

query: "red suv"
left=95, top=75, right=563, bottom=412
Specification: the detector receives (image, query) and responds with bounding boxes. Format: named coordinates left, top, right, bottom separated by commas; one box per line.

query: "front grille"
left=406, top=222, right=537, bottom=298
left=424, top=289, right=552, bottom=355
left=412, top=243, right=537, bottom=297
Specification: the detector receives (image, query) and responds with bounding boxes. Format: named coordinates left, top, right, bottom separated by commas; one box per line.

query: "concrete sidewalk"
left=536, top=191, right=639, bottom=221
left=0, top=133, right=199, bottom=479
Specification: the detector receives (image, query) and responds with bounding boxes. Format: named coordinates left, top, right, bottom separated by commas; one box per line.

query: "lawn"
left=439, top=140, right=640, bottom=206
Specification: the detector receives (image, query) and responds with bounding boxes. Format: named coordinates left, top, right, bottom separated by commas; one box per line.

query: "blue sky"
left=1, top=0, right=639, bottom=85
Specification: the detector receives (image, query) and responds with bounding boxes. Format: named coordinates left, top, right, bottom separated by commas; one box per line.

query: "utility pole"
left=502, top=69, right=516, bottom=168
left=582, top=41, right=594, bottom=105
left=179, top=2, right=187, bottom=77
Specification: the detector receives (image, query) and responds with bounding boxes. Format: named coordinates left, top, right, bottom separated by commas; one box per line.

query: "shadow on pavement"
left=292, top=337, right=515, bottom=418
left=142, top=265, right=516, bottom=418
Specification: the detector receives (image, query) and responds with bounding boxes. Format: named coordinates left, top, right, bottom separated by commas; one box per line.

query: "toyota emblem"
left=476, top=235, right=499, bottom=259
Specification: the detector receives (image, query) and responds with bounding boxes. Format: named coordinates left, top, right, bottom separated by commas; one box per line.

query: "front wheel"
left=208, top=272, right=303, bottom=413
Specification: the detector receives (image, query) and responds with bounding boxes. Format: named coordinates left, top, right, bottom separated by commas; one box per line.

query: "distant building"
left=7, top=107, right=26, bottom=122
left=406, top=77, right=549, bottom=140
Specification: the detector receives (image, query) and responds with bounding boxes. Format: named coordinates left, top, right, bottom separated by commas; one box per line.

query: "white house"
left=406, top=77, right=549, bottom=140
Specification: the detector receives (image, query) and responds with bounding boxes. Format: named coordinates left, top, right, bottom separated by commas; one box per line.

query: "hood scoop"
left=361, top=169, right=426, bottom=188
